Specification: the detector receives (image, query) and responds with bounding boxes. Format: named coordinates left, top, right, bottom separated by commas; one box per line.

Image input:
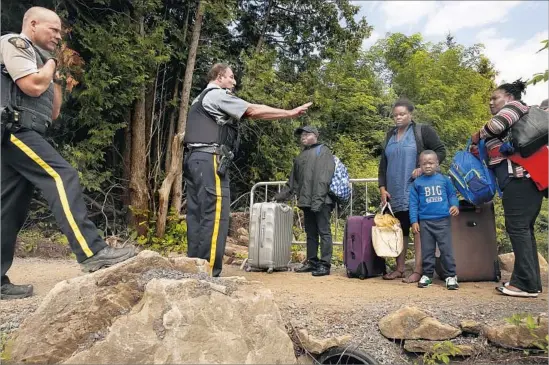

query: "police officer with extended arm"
left=184, top=63, right=312, bottom=277
left=0, top=7, right=136, bottom=300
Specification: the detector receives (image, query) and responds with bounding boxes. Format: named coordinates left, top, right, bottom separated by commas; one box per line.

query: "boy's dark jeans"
left=420, top=217, right=456, bottom=278
left=302, top=204, right=333, bottom=268
left=503, top=178, right=544, bottom=293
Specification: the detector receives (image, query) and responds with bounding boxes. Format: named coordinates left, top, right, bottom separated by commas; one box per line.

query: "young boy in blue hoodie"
left=409, top=150, right=460, bottom=290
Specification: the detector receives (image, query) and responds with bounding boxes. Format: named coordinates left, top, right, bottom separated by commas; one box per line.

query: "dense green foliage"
left=3, top=0, right=546, bottom=257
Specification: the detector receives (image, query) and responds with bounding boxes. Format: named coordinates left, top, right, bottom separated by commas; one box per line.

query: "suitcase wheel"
left=346, top=269, right=352, bottom=278
left=359, top=276, right=365, bottom=280
left=267, top=268, right=274, bottom=274
left=245, top=266, right=252, bottom=272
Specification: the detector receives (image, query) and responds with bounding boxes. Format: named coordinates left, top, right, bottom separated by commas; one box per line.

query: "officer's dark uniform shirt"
left=187, top=83, right=249, bottom=147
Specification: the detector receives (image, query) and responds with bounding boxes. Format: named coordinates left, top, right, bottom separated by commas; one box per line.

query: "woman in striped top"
left=472, top=80, right=545, bottom=298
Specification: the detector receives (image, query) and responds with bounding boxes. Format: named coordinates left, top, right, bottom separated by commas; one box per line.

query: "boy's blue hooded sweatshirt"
left=409, top=172, right=459, bottom=224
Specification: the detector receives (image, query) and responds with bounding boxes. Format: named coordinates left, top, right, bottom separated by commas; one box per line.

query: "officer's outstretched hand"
left=290, top=102, right=312, bottom=117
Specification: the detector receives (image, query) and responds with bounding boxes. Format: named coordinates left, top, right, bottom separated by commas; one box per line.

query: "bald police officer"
left=0, top=7, right=136, bottom=300
left=184, top=63, right=311, bottom=277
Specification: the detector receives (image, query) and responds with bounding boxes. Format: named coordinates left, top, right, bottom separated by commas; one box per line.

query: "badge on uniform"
left=8, top=37, right=29, bottom=49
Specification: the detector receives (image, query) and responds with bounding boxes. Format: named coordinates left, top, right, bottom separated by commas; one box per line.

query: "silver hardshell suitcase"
left=247, top=202, right=293, bottom=273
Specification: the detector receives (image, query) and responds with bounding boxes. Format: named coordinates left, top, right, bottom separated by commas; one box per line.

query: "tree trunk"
left=171, top=0, right=205, bottom=214
left=156, top=133, right=185, bottom=237
left=164, top=76, right=180, bottom=171
left=156, top=0, right=204, bottom=237
left=145, top=80, right=155, bottom=152
left=122, top=108, right=132, bottom=221
left=164, top=3, right=187, bottom=171
left=129, top=88, right=150, bottom=235
left=129, top=16, right=150, bottom=235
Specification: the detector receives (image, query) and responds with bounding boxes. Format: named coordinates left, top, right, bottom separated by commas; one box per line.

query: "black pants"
left=420, top=217, right=456, bottom=278
left=503, top=178, right=544, bottom=293
left=1, top=129, right=107, bottom=284
left=302, top=205, right=333, bottom=268
left=184, top=151, right=229, bottom=277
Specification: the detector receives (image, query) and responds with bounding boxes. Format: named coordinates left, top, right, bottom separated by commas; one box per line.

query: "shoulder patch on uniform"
left=224, top=89, right=234, bottom=95
left=7, top=37, right=30, bottom=49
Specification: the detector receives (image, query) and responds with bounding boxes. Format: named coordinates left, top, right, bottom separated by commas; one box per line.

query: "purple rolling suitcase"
left=343, top=215, right=386, bottom=279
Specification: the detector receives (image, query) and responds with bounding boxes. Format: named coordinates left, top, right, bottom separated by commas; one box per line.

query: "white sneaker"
left=445, top=276, right=459, bottom=290
left=418, top=275, right=432, bottom=288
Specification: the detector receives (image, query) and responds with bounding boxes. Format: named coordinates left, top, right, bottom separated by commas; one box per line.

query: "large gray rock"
left=484, top=314, right=548, bottom=349
left=9, top=251, right=296, bottom=364
left=379, top=306, right=461, bottom=341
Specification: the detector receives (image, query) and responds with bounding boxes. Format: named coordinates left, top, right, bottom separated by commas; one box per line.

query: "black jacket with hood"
left=277, top=143, right=335, bottom=211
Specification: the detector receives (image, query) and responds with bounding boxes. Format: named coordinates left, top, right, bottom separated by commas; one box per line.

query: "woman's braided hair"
left=496, top=79, right=527, bottom=101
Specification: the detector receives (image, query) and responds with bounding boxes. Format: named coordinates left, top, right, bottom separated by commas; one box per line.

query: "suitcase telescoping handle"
left=279, top=203, right=291, bottom=212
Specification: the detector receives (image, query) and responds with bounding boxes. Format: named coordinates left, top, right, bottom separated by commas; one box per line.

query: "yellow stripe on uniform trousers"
left=209, top=154, right=222, bottom=276
left=9, top=134, right=93, bottom=257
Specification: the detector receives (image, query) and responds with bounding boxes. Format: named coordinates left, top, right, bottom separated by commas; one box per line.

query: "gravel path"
left=1, top=258, right=547, bottom=364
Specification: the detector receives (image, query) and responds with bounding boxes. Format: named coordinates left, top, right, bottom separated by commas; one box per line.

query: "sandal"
left=402, top=272, right=422, bottom=283
left=382, top=270, right=405, bottom=280
left=500, top=282, right=541, bottom=293
left=496, top=286, right=538, bottom=298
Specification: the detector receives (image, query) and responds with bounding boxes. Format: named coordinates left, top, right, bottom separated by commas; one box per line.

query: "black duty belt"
left=20, top=117, right=50, bottom=134
left=187, top=145, right=221, bottom=154
left=4, top=109, right=50, bottom=135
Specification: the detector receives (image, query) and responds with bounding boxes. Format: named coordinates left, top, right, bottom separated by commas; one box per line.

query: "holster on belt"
left=1, top=105, right=20, bottom=144
left=18, top=109, right=50, bottom=134
left=216, top=145, right=234, bottom=177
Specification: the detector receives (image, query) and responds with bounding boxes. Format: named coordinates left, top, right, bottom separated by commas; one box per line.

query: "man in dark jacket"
left=275, top=126, right=335, bottom=276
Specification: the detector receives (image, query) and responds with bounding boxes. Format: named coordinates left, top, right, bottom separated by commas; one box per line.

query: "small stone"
left=237, top=227, right=249, bottom=237
left=460, top=320, right=482, bottom=335
left=484, top=315, right=548, bottom=349
left=379, top=306, right=461, bottom=340
left=404, top=340, right=476, bottom=356
left=296, top=329, right=351, bottom=354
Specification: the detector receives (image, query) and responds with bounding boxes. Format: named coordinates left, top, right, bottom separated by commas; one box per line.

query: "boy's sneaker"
left=418, top=275, right=432, bottom=288
left=445, top=276, right=459, bottom=290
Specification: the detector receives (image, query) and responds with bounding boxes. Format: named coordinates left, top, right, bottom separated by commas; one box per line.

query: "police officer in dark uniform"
left=0, top=7, right=136, bottom=300
left=184, top=63, right=311, bottom=277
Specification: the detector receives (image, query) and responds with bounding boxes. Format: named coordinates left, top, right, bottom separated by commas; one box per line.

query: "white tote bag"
left=372, top=202, right=404, bottom=258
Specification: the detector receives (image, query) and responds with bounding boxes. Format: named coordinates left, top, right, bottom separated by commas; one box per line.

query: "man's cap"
left=295, top=125, right=319, bottom=136
left=540, top=99, right=548, bottom=110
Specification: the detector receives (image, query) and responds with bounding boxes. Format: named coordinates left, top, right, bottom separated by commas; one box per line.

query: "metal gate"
left=249, top=178, right=379, bottom=245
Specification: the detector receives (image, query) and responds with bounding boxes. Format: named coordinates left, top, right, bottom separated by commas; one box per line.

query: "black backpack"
left=509, top=106, right=549, bottom=157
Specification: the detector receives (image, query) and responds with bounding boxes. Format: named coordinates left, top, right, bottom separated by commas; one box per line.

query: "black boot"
left=80, top=246, right=137, bottom=273
left=1, top=282, right=33, bottom=300
left=312, top=265, right=330, bottom=277
left=295, top=261, right=319, bottom=273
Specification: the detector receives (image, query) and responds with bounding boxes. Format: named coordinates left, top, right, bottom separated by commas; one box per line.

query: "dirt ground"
left=1, top=258, right=548, bottom=364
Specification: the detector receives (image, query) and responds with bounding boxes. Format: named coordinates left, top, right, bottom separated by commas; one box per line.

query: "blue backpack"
left=316, top=145, right=352, bottom=204
left=449, top=139, right=499, bottom=205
